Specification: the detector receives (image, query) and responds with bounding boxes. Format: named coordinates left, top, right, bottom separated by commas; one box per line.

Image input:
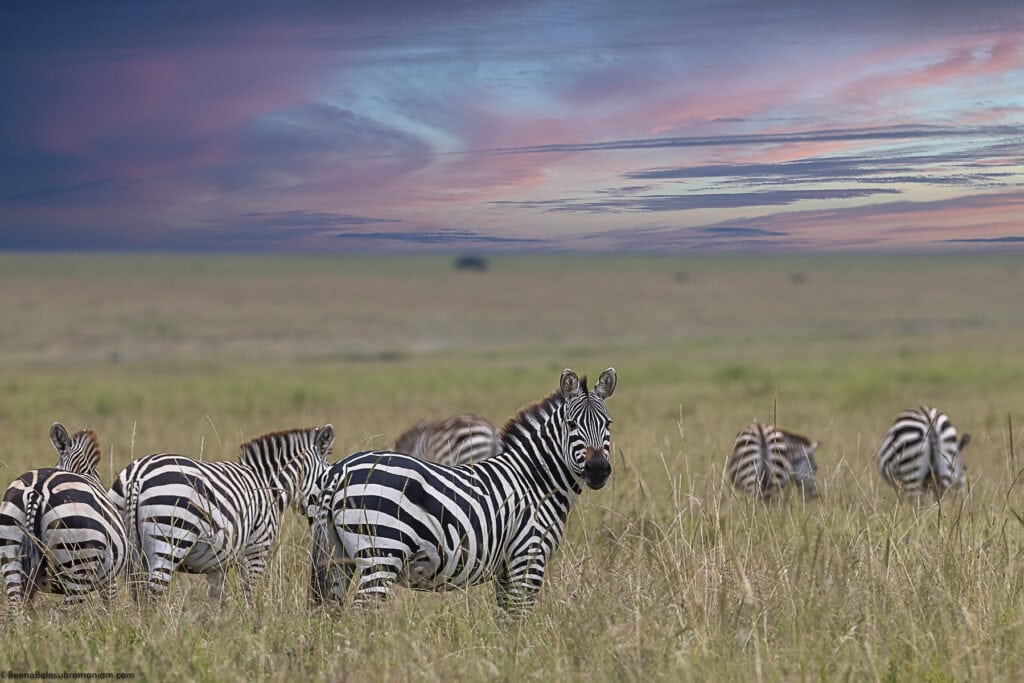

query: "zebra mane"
left=499, top=377, right=587, bottom=443
left=73, top=429, right=101, bottom=459
left=238, top=427, right=316, bottom=468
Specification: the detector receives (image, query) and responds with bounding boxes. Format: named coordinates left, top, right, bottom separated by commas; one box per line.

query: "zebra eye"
left=566, top=420, right=578, bottom=430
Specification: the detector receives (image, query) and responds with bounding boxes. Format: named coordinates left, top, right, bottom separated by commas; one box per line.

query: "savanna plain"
left=1, top=252, right=1023, bottom=682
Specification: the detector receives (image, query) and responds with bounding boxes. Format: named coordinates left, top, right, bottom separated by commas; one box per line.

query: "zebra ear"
left=317, top=424, right=336, bottom=456
left=50, top=422, right=71, bottom=455
left=560, top=369, right=581, bottom=399
left=593, top=367, right=617, bottom=399
left=807, top=441, right=819, bottom=457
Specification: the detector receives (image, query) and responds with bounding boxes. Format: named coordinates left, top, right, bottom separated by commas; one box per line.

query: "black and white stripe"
left=0, top=423, right=126, bottom=610
left=393, top=413, right=501, bottom=466
left=107, top=425, right=334, bottom=600
left=877, top=406, right=969, bottom=498
left=310, top=368, right=616, bottom=616
left=726, top=423, right=819, bottom=501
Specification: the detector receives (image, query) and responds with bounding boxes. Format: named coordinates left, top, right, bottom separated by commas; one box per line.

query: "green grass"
left=1, top=252, right=1023, bottom=681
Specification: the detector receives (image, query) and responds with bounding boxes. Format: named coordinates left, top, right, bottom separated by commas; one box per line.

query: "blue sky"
left=1, top=1, right=1023, bottom=252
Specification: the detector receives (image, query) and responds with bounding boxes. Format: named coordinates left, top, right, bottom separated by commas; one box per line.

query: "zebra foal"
left=107, top=424, right=334, bottom=601
left=726, top=423, right=819, bottom=501
left=394, top=413, right=501, bottom=466
left=877, top=406, right=969, bottom=499
left=0, top=423, right=126, bottom=611
left=310, top=368, right=617, bottom=617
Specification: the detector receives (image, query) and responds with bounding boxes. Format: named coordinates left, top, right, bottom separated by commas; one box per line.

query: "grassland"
left=0, top=252, right=1022, bottom=681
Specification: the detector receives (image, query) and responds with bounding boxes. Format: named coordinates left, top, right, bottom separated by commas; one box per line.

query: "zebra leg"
left=351, top=548, right=403, bottom=607
left=495, top=548, right=545, bottom=620
left=101, top=578, right=117, bottom=609
left=1, top=554, right=26, bottom=617
left=239, top=547, right=269, bottom=605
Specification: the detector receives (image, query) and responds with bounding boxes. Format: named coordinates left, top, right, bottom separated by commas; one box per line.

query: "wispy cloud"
left=496, top=188, right=901, bottom=213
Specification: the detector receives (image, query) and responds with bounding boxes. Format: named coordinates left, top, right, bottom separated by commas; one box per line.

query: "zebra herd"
left=0, top=367, right=614, bottom=618
left=0, top=364, right=970, bottom=619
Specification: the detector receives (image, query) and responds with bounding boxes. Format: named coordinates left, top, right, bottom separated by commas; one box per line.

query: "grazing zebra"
left=107, top=424, right=334, bottom=601
left=393, top=413, right=501, bottom=466
left=726, top=423, right=819, bottom=501
left=877, top=406, right=970, bottom=499
left=0, top=423, right=126, bottom=610
left=309, top=368, right=616, bottom=617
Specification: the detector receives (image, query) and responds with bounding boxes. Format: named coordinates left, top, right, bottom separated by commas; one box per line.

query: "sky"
left=1, top=1, right=1023, bottom=253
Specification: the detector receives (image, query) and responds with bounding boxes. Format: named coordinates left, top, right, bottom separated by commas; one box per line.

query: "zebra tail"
left=19, top=489, right=45, bottom=603
left=308, top=503, right=332, bottom=606
left=124, top=481, right=146, bottom=599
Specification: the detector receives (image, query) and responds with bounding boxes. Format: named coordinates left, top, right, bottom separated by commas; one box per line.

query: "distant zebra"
left=877, top=406, right=970, bottom=499
left=310, top=368, right=616, bottom=617
left=107, top=425, right=334, bottom=601
left=394, top=413, right=501, bottom=466
left=0, top=423, right=126, bottom=610
left=726, top=423, right=819, bottom=501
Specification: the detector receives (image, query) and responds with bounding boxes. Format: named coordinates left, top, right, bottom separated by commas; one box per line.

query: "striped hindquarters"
left=727, top=423, right=818, bottom=500
left=0, top=468, right=126, bottom=607
left=394, top=413, right=502, bottom=466
left=877, top=406, right=968, bottom=498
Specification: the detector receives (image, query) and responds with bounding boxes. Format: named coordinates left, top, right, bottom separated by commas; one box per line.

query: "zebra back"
left=877, top=406, right=969, bottom=498
left=393, top=413, right=501, bottom=466
left=726, top=423, right=819, bottom=501
left=50, top=422, right=102, bottom=484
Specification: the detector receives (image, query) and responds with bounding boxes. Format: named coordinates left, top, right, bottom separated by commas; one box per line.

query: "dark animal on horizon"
left=453, top=255, right=488, bottom=271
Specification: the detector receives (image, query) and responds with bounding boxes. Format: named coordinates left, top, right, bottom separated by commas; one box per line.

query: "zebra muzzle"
left=582, top=450, right=611, bottom=489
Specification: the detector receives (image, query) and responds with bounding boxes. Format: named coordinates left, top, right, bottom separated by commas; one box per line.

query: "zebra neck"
left=491, top=405, right=583, bottom=504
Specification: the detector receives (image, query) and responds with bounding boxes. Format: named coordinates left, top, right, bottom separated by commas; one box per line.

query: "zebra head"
left=559, top=367, right=616, bottom=490
left=50, top=421, right=102, bottom=482
left=297, top=424, right=335, bottom=521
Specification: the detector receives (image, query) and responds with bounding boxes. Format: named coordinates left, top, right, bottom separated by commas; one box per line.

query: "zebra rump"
left=726, top=423, right=819, bottom=501
left=0, top=424, right=126, bottom=608
left=393, top=413, right=501, bottom=466
left=877, top=406, right=969, bottom=498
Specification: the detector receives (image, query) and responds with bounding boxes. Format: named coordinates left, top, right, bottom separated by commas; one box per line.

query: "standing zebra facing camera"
left=394, top=413, right=501, bottom=466
left=726, top=423, right=819, bottom=501
left=310, top=368, right=616, bottom=618
left=107, top=425, right=334, bottom=602
left=877, top=406, right=969, bottom=499
left=0, top=423, right=126, bottom=612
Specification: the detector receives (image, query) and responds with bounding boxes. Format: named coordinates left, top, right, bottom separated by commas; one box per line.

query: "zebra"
left=726, top=423, right=819, bottom=501
left=0, top=423, right=127, bottom=611
left=393, top=413, right=501, bottom=466
left=877, top=406, right=970, bottom=499
left=309, top=367, right=616, bottom=617
left=107, top=424, right=334, bottom=601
